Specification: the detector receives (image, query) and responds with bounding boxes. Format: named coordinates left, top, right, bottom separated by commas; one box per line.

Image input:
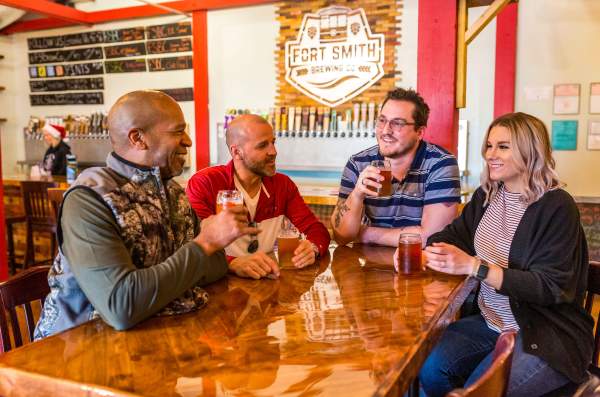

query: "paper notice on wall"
left=524, top=85, right=552, bottom=102
left=553, top=84, right=580, bottom=115
left=588, top=120, right=600, bottom=150
left=590, top=83, right=600, bottom=114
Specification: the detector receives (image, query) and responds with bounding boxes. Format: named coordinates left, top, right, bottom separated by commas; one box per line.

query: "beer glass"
left=277, top=218, right=301, bottom=268
left=216, top=190, right=243, bottom=214
left=397, top=233, right=422, bottom=275
left=370, top=160, right=392, bottom=196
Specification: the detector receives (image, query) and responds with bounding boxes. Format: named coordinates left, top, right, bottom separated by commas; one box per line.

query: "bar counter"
left=0, top=244, right=475, bottom=397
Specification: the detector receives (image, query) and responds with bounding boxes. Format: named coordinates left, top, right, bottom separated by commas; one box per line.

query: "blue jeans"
left=419, top=314, right=570, bottom=397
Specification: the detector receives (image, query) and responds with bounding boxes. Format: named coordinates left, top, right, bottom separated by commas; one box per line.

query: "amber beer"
left=370, top=160, right=392, bottom=196
left=277, top=236, right=300, bottom=268
left=216, top=190, right=243, bottom=214
left=397, top=233, right=422, bottom=275
left=278, top=218, right=301, bottom=268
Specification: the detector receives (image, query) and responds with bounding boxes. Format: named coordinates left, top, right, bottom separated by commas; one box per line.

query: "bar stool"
left=20, top=181, right=57, bottom=268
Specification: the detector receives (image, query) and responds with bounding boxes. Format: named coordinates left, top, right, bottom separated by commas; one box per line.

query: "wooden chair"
left=3, top=183, right=26, bottom=274
left=446, top=331, right=516, bottom=397
left=585, top=261, right=600, bottom=367
left=20, top=181, right=57, bottom=267
left=0, top=266, right=50, bottom=353
left=47, top=187, right=67, bottom=222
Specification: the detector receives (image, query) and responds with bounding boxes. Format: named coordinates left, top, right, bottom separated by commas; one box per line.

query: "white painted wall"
left=207, top=5, right=279, bottom=165
left=514, top=0, right=600, bottom=197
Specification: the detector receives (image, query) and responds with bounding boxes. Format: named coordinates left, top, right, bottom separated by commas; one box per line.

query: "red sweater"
left=186, top=161, right=330, bottom=258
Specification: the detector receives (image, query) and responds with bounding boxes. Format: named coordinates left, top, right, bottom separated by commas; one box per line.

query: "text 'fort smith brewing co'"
left=285, top=6, right=385, bottom=107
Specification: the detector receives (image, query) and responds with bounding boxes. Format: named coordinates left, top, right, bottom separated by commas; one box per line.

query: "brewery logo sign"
left=285, top=6, right=385, bottom=107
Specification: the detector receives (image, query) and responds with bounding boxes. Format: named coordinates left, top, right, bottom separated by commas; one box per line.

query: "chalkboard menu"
left=29, top=47, right=103, bottom=65
left=104, top=42, right=147, bottom=59
left=105, top=59, right=147, bottom=73
left=30, top=92, right=104, bottom=106
left=103, top=27, right=145, bottom=43
left=28, top=27, right=146, bottom=50
left=146, top=22, right=192, bottom=39
left=29, top=62, right=104, bottom=78
left=148, top=56, right=193, bottom=72
left=159, top=88, right=194, bottom=102
left=147, top=38, right=192, bottom=54
left=30, top=77, right=104, bottom=92
left=28, top=31, right=103, bottom=50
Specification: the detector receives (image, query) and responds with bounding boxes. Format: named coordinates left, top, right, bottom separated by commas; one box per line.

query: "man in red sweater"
left=186, top=114, right=330, bottom=279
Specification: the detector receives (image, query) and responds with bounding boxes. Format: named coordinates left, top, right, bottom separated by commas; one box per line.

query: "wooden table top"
left=0, top=244, right=476, bottom=397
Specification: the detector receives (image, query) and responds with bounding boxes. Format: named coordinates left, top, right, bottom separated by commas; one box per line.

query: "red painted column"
left=416, top=0, right=459, bottom=155
left=493, top=2, right=518, bottom=118
left=0, top=131, right=8, bottom=280
left=192, top=10, right=210, bottom=171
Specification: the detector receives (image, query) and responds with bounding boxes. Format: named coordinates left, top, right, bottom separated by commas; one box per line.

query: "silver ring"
left=361, top=179, right=367, bottom=186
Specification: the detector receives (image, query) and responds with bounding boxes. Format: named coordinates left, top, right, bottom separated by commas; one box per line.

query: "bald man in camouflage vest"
left=35, top=90, right=259, bottom=339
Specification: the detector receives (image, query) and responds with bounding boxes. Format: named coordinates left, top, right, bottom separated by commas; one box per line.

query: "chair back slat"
left=47, top=188, right=67, bottom=221
left=0, top=266, right=51, bottom=353
left=20, top=181, right=57, bottom=225
left=447, top=331, right=516, bottom=397
left=586, top=261, right=600, bottom=368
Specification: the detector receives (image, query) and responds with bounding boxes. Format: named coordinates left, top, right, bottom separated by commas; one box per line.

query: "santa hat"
left=42, top=123, right=66, bottom=140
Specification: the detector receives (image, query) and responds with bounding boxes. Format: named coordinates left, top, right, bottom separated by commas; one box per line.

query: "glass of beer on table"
left=370, top=160, right=392, bottom=196
left=396, top=233, right=422, bottom=275
left=277, top=218, right=301, bottom=268
left=216, top=190, right=243, bottom=213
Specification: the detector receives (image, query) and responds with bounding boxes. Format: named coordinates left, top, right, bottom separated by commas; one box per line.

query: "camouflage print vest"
left=34, top=153, right=206, bottom=339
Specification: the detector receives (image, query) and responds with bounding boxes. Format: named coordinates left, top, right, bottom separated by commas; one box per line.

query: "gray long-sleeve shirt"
left=61, top=188, right=228, bottom=330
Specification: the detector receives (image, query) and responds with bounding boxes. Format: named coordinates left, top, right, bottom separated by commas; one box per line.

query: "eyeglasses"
left=247, top=221, right=259, bottom=253
left=375, top=115, right=416, bottom=133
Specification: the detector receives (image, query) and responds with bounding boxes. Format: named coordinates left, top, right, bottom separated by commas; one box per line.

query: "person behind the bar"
left=416, top=112, right=593, bottom=396
left=331, top=88, right=461, bottom=247
left=34, top=90, right=260, bottom=339
left=186, top=114, right=330, bottom=279
left=41, top=123, right=71, bottom=175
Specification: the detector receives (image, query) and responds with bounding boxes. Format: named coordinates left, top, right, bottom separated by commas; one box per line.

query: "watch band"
left=474, top=259, right=490, bottom=281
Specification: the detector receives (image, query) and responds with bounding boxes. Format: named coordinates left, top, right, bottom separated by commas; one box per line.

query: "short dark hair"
left=381, top=88, right=430, bottom=128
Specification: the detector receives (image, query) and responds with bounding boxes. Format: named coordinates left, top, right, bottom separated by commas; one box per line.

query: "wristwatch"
left=311, top=242, right=321, bottom=260
left=472, top=258, right=490, bottom=281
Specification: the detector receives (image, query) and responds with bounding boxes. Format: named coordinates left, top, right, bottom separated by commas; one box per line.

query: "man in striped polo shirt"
left=331, top=88, right=461, bottom=247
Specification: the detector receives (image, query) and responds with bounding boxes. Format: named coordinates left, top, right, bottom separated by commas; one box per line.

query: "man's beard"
left=379, top=135, right=419, bottom=159
left=243, top=155, right=276, bottom=177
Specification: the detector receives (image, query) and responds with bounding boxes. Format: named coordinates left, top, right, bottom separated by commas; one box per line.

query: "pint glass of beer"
left=277, top=218, right=301, bottom=268
left=216, top=190, right=243, bottom=213
left=370, top=160, right=392, bottom=196
left=397, top=233, right=422, bottom=275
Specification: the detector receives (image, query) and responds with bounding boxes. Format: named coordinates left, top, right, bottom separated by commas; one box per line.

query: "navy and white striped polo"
left=338, top=141, right=461, bottom=228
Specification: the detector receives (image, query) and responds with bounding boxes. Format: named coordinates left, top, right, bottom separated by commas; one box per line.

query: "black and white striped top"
left=474, top=185, right=527, bottom=332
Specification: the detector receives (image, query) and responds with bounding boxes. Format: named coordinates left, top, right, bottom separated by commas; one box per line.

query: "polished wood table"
left=0, top=244, right=476, bottom=397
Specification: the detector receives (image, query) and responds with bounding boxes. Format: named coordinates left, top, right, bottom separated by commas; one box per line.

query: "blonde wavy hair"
left=480, top=112, right=562, bottom=205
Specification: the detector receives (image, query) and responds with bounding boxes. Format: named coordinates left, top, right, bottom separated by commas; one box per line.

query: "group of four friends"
left=32, top=87, right=593, bottom=396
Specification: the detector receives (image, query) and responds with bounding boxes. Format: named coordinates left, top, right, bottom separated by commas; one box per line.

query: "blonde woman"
left=413, top=113, right=593, bottom=396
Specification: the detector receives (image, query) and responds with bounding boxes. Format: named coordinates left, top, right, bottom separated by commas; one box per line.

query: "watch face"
left=477, top=262, right=489, bottom=280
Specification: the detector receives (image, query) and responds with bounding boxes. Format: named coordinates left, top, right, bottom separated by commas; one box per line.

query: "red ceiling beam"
left=0, top=0, right=89, bottom=24
left=1, top=0, right=276, bottom=34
